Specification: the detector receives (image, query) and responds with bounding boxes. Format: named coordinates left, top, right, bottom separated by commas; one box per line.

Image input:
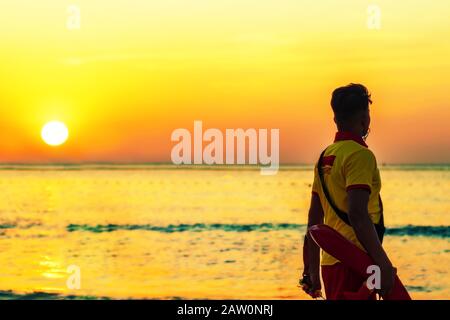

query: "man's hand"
left=301, top=193, right=324, bottom=299
left=300, top=272, right=322, bottom=298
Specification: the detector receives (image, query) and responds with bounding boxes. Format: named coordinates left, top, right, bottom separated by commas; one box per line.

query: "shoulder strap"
left=317, top=148, right=385, bottom=242
left=317, top=149, right=351, bottom=225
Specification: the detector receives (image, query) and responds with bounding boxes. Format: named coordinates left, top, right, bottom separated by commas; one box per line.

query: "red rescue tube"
left=309, top=224, right=411, bottom=300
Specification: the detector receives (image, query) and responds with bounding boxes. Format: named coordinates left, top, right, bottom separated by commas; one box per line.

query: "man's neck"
left=337, top=127, right=362, bottom=137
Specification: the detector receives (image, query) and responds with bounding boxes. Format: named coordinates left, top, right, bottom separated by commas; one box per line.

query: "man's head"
left=331, top=83, right=372, bottom=139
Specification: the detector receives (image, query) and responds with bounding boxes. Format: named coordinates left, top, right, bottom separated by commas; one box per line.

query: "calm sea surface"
left=0, top=165, right=448, bottom=299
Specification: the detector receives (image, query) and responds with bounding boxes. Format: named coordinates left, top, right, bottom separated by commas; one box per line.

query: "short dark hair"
left=331, top=83, right=372, bottom=122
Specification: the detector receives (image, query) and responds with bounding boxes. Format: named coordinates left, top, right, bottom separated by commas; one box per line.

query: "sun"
left=41, top=121, right=69, bottom=146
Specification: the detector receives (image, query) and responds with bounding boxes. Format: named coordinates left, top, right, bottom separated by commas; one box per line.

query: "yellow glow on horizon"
left=0, top=0, right=449, bottom=163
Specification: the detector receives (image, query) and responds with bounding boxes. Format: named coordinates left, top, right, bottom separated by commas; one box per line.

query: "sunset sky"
left=0, top=0, right=449, bottom=164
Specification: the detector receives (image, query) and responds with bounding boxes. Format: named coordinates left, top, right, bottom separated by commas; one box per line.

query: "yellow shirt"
left=312, top=131, right=382, bottom=266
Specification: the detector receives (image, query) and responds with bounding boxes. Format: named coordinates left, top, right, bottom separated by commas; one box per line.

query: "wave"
left=404, top=286, right=442, bottom=293
left=0, top=290, right=111, bottom=300
left=66, top=223, right=301, bottom=233
left=386, top=225, right=449, bottom=238
left=65, top=223, right=450, bottom=238
left=0, top=224, right=15, bottom=229
left=0, top=290, right=189, bottom=300
left=0, top=222, right=41, bottom=230
left=0, top=288, right=441, bottom=300
left=2, top=222, right=448, bottom=238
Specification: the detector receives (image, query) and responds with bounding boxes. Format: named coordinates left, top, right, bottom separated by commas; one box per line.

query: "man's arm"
left=302, top=193, right=324, bottom=294
left=347, top=189, right=395, bottom=297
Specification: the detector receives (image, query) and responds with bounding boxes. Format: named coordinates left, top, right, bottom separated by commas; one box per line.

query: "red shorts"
left=322, top=263, right=376, bottom=300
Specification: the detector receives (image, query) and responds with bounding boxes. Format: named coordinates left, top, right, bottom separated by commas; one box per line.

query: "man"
left=301, top=83, right=396, bottom=300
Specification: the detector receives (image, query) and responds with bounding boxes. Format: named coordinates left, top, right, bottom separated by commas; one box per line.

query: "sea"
left=0, top=164, right=448, bottom=299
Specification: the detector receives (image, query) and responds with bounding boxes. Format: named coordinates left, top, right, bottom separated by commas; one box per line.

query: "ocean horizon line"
left=0, top=162, right=449, bottom=171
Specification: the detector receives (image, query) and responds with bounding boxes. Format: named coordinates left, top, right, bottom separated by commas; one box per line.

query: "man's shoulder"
left=330, top=140, right=373, bottom=154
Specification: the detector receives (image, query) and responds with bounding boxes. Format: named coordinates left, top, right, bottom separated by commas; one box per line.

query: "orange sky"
left=0, top=0, right=449, bottom=164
